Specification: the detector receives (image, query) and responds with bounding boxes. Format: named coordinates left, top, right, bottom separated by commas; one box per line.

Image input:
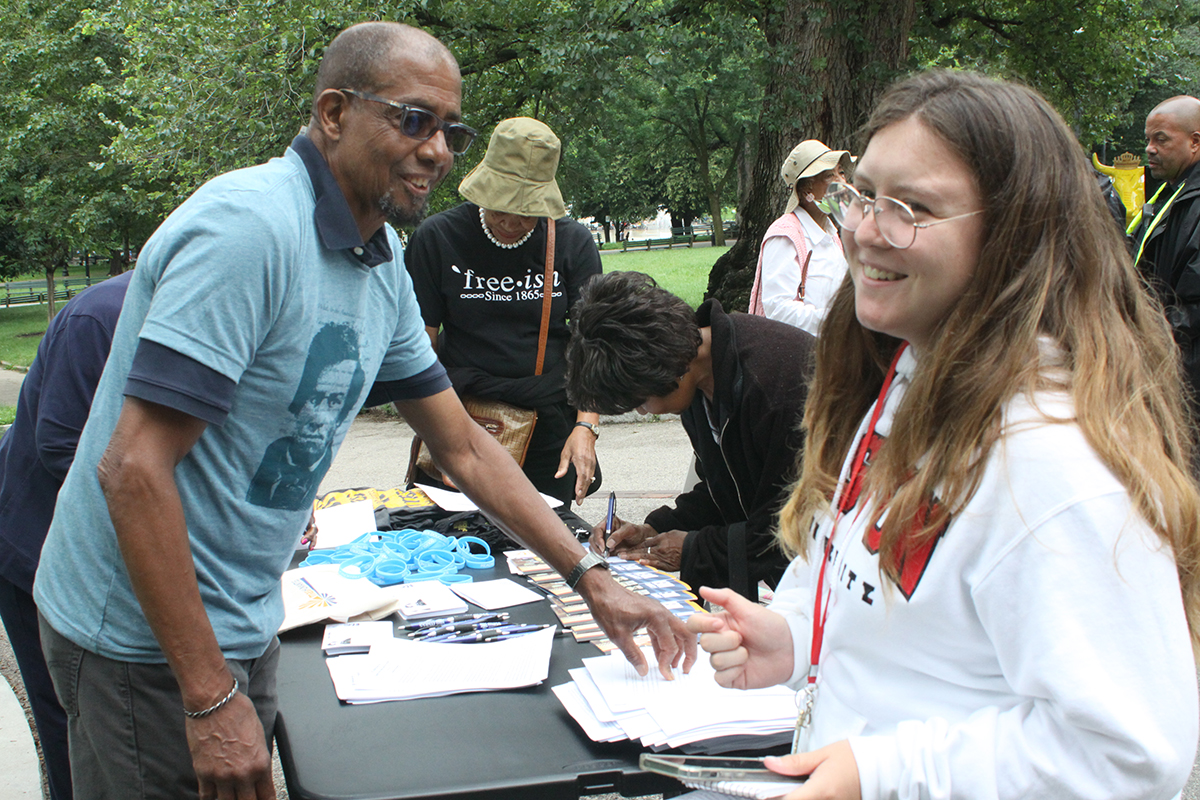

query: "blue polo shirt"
left=35, top=136, right=448, bottom=661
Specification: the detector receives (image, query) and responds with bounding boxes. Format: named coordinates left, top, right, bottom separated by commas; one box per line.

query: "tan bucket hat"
left=781, top=139, right=854, bottom=213
left=458, top=117, right=568, bottom=219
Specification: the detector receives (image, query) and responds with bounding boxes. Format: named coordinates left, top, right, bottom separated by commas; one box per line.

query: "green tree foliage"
left=915, top=0, right=1185, bottom=148
left=0, top=0, right=154, bottom=319
left=4, top=0, right=1198, bottom=318
left=638, top=9, right=762, bottom=245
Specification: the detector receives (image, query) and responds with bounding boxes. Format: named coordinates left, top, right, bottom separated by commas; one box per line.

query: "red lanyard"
left=807, top=342, right=907, bottom=689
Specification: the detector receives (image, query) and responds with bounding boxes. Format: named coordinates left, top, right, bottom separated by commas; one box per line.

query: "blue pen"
left=411, top=620, right=513, bottom=638
left=604, top=490, right=616, bottom=556
left=399, top=613, right=508, bottom=631
left=440, top=625, right=553, bottom=644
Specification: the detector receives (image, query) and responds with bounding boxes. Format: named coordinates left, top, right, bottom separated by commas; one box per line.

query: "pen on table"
left=422, top=624, right=554, bottom=643
left=398, top=613, right=508, bottom=631
left=604, top=490, right=615, bottom=557
left=410, top=620, right=515, bottom=638
left=437, top=625, right=555, bottom=644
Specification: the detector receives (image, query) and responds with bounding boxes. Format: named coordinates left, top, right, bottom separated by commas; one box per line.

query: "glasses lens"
left=399, top=107, right=438, bottom=140
left=827, top=185, right=864, bottom=231
left=445, top=125, right=476, bottom=155
left=874, top=197, right=917, bottom=249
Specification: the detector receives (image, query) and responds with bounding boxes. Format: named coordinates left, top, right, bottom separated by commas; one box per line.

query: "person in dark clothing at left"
left=565, top=271, right=815, bottom=600
left=0, top=271, right=133, bottom=800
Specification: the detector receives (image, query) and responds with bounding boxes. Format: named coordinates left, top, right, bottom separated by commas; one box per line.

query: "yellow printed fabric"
left=314, top=486, right=436, bottom=511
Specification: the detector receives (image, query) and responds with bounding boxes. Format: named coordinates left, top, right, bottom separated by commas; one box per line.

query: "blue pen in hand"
left=604, top=490, right=616, bottom=557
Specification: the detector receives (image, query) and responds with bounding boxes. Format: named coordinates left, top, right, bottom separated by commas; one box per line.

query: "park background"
left=6, top=0, right=1200, bottom=797
left=4, top=0, right=1200, bottom=326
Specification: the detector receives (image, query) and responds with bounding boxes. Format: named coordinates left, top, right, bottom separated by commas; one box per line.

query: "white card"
left=451, top=578, right=544, bottom=610
left=311, top=500, right=377, bottom=549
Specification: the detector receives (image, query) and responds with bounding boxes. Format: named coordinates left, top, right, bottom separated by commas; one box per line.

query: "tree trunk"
left=45, top=267, right=58, bottom=321
left=706, top=0, right=916, bottom=310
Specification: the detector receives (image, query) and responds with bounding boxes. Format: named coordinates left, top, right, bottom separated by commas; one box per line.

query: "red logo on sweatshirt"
left=838, top=430, right=884, bottom=516
left=864, top=499, right=948, bottom=600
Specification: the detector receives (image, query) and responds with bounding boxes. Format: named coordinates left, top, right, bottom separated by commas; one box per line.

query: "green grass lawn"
left=0, top=305, right=50, bottom=367
left=600, top=245, right=728, bottom=308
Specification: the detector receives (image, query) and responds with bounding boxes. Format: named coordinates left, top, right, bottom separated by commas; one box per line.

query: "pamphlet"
left=321, top=621, right=395, bottom=655
left=392, top=581, right=470, bottom=620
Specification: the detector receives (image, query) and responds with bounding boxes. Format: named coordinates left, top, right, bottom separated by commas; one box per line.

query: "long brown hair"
left=778, top=70, right=1200, bottom=643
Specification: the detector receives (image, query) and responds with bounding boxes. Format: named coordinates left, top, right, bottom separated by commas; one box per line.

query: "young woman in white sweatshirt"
left=687, top=70, right=1200, bottom=800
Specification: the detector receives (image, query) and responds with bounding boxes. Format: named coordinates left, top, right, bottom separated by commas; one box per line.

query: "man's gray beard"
left=379, top=193, right=427, bottom=228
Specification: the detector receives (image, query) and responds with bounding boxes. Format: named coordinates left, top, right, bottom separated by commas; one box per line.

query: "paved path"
left=0, top=366, right=25, bottom=406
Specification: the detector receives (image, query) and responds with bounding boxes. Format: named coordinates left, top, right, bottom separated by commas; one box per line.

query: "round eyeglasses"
left=340, top=88, right=478, bottom=155
left=823, top=181, right=983, bottom=250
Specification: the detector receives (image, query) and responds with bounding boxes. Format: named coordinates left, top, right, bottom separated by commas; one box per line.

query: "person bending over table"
left=32, top=23, right=692, bottom=800
left=406, top=117, right=602, bottom=505
left=687, top=70, right=1200, bottom=800
left=566, top=271, right=815, bottom=600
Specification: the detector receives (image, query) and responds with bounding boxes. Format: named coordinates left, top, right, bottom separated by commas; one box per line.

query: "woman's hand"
left=556, top=424, right=598, bottom=504
left=638, top=530, right=686, bottom=571
left=767, top=741, right=861, bottom=800
left=685, top=586, right=795, bottom=690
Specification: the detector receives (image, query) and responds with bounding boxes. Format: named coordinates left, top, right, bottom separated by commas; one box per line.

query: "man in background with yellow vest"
left=1132, top=96, right=1200, bottom=435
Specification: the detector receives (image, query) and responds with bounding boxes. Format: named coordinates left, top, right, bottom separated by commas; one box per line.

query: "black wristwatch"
left=574, top=421, right=599, bottom=439
left=565, top=551, right=610, bottom=589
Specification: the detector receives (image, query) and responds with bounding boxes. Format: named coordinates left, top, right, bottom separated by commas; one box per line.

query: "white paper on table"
left=563, top=647, right=794, bottom=748
left=581, top=647, right=688, bottom=714
left=450, top=578, right=544, bottom=610
left=551, top=683, right=625, bottom=742
left=311, top=500, right=378, bottom=549
left=324, top=626, right=554, bottom=703
left=415, top=482, right=563, bottom=511
left=567, top=667, right=622, bottom=722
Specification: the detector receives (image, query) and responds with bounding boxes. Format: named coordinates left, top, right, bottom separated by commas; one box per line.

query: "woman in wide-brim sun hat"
left=404, top=117, right=604, bottom=506
left=748, top=138, right=854, bottom=337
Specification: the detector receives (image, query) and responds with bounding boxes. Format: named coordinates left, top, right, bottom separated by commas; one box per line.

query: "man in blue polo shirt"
left=33, top=22, right=693, bottom=800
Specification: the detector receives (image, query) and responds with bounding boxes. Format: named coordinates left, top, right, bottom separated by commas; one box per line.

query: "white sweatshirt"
left=770, top=346, right=1198, bottom=800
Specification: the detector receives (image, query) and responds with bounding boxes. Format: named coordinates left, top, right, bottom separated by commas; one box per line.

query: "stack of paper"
left=326, top=626, right=556, bottom=703
left=552, top=647, right=795, bottom=754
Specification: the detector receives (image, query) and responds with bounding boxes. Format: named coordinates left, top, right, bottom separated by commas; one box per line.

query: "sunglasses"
left=340, top=88, right=478, bottom=155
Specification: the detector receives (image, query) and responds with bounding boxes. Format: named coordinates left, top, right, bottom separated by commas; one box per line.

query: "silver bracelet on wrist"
left=184, top=677, right=239, bottom=719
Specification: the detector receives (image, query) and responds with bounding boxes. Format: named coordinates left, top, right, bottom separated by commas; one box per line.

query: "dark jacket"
left=0, top=273, right=131, bottom=592
left=646, top=299, right=815, bottom=599
left=1133, top=160, right=1200, bottom=407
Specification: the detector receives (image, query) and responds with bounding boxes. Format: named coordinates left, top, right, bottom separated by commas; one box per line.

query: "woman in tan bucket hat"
left=748, top=139, right=853, bottom=336
left=405, top=117, right=603, bottom=505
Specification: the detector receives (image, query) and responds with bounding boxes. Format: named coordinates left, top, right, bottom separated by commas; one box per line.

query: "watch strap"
left=565, top=551, right=610, bottom=590
left=574, top=421, right=599, bottom=438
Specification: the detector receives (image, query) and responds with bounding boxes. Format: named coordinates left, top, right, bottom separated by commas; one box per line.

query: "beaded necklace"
left=479, top=207, right=534, bottom=249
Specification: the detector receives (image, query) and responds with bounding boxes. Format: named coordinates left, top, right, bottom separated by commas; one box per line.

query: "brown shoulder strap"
left=795, top=250, right=813, bottom=302
left=535, top=218, right=555, bottom=376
